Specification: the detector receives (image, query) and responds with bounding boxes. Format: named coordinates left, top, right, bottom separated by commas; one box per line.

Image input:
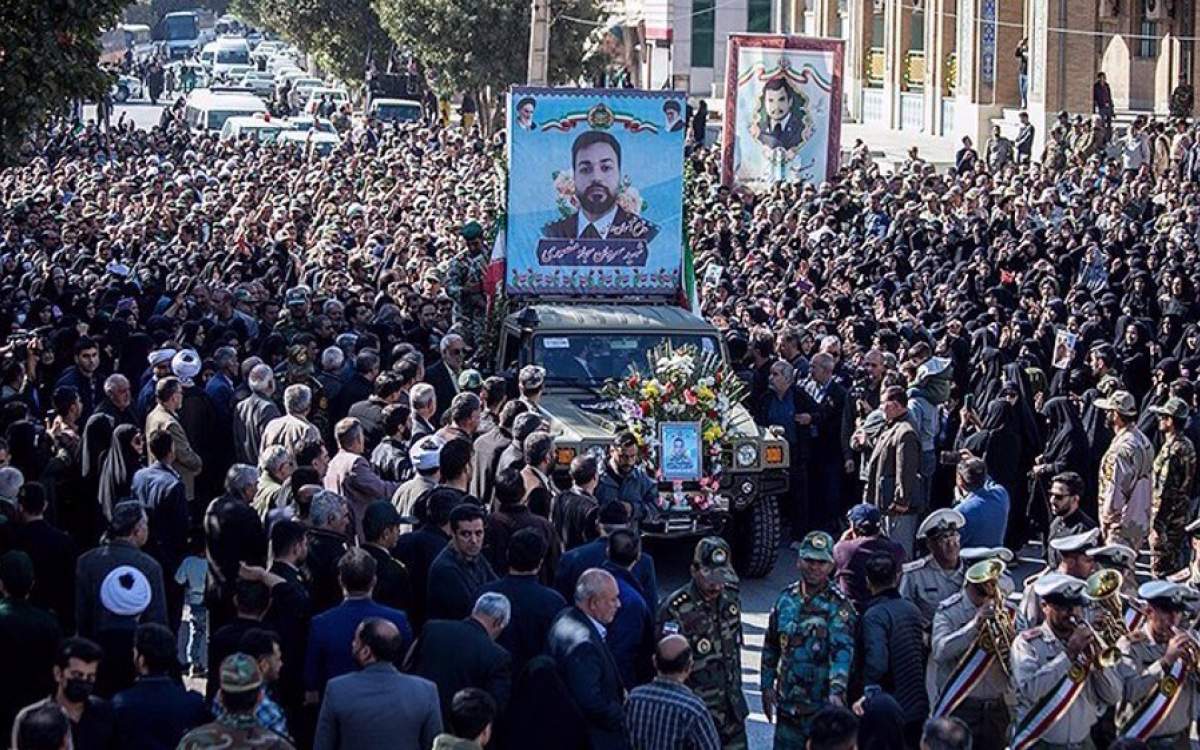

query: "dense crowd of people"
left=4, top=87, right=1200, bottom=750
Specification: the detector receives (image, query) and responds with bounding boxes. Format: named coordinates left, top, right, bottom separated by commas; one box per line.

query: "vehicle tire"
left=728, top=494, right=781, bottom=578
left=115, top=85, right=130, bottom=103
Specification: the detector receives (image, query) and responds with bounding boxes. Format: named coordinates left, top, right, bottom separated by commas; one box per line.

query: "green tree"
left=231, top=0, right=390, bottom=84
left=373, top=0, right=605, bottom=132
left=0, top=0, right=132, bottom=165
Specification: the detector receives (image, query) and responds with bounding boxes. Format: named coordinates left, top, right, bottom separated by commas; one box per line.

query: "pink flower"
left=683, top=388, right=697, bottom=406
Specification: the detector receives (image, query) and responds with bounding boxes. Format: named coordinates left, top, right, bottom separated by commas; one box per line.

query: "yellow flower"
left=695, top=385, right=715, bottom=402
left=703, top=424, right=723, bottom=443
left=641, top=380, right=662, bottom=399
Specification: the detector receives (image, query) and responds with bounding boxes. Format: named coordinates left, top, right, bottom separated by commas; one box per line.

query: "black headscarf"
left=959, top=399, right=1023, bottom=497
left=97, top=424, right=141, bottom=522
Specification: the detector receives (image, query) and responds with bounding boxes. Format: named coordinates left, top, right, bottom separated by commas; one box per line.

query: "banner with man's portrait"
left=721, top=34, right=845, bottom=192
left=506, top=86, right=686, bottom=297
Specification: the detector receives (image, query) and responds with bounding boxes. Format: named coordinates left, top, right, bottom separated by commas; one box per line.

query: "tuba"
left=1080, top=568, right=1126, bottom=668
left=965, top=559, right=1015, bottom=676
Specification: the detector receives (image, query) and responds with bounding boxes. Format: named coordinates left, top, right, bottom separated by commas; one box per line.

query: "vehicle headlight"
left=735, top=444, right=758, bottom=468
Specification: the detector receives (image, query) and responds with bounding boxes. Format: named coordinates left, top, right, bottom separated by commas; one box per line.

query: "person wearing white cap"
left=1010, top=573, right=1120, bottom=750
left=929, top=551, right=1016, bottom=750
left=899, top=508, right=966, bottom=627
left=1111, top=580, right=1200, bottom=745
left=1016, top=528, right=1100, bottom=631
left=144, top=376, right=203, bottom=501
left=1087, top=543, right=1139, bottom=599
left=393, top=435, right=444, bottom=518
left=1093, top=389, right=1154, bottom=552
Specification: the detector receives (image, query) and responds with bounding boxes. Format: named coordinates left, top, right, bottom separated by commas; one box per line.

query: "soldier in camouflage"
left=276, top=344, right=331, bottom=444
left=273, top=288, right=312, bottom=342
left=178, top=653, right=295, bottom=749
left=444, top=221, right=488, bottom=348
left=658, top=536, right=749, bottom=749
left=1149, top=397, right=1197, bottom=576
left=761, top=531, right=856, bottom=750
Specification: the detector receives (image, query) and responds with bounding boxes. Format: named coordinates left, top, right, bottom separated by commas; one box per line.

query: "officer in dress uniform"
left=658, top=537, right=749, bottom=749
left=1115, top=581, right=1200, bottom=750
left=1017, top=529, right=1100, bottom=631
left=960, top=546, right=1017, bottom=593
left=899, top=508, right=966, bottom=627
left=930, top=549, right=1017, bottom=750
left=1088, top=543, right=1139, bottom=598
left=761, top=531, right=855, bottom=750
left=1010, top=573, right=1122, bottom=750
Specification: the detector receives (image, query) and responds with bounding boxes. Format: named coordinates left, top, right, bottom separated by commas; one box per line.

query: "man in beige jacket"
left=145, top=376, right=203, bottom=500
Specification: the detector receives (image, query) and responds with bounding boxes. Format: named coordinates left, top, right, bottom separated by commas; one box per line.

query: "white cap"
left=1032, top=572, right=1086, bottom=603
left=1138, top=580, right=1199, bottom=609
left=1048, top=528, right=1100, bottom=553
left=100, top=566, right=151, bottom=617
left=1086, top=543, right=1136, bottom=569
left=916, top=508, right=965, bottom=540
left=961, top=546, right=1014, bottom=564
left=171, top=349, right=201, bottom=385
left=409, top=435, right=445, bottom=472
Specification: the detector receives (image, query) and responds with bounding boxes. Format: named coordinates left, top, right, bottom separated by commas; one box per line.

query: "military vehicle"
left=495, top=302, right=790, bottom=577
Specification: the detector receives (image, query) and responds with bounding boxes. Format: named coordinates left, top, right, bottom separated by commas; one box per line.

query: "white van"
left=367, top=98, right=422, bottom=123
left=200, top=38, right=251, bottom=78
left=219, top=116, right=290, bottom=144
left=184, top=89, right=268, bottom=133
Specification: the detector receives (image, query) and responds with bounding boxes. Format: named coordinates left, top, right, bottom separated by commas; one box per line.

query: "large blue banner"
left=506, top=87, right=685, bottom=297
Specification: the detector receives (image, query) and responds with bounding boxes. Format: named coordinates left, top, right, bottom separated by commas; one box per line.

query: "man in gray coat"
left=315, top=617, right=442, bottom=750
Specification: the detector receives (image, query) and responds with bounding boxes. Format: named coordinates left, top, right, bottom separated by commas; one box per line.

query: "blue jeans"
left=1018, top=73, right=1028, bottom=107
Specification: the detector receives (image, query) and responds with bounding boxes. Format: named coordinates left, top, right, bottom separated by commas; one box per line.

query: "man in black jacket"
left=361, top=502, right=412, bottom=613
left=304, top=491, right=351, bottom=616
left=205, top=579, right=270, bottom=701
left=426, top=334, right=467, bottom=425
left=203, top=464, right=268, bottom=634
left=481, top=529, right=567, bottom=675
left=406, top=591, right=513, bottom=716
left=427, top=504, right=497, bottom=620
left=263, top=520, right=312, bottom=743
left=546, top=568, right=630, bottom=750
left=348, top=372, right=404, bottom=454
left=471, top=401, right=527, bottom=507
left=14, top=482, right=76, bottom=630
left=858, top=553, right=926, bottom=747
left=394, top=488, right=457, bottom=630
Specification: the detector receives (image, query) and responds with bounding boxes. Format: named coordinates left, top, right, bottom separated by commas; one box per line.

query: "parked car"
left=111, top=74, right=143, bottom=102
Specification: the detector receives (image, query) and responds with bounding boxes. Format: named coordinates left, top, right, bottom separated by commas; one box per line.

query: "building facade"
left=623, top=0, right=1198, bottom=154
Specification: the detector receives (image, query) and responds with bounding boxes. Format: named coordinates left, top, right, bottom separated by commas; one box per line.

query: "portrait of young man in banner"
left=721, top=34, right=845, bottom=193
left=506, top=87, right=685, bottom=297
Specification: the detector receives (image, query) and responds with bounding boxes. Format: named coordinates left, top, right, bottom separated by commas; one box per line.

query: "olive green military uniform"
left=1150, top=432, right=1196, bottom=576
left=762, top=532, right=856, bottom=749
left=445, top=222, right=488, bottom=348
left=658, top=537, right=749, bottom=749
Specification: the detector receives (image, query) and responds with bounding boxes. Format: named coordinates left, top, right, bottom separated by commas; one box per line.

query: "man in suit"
left=394, top=488, right=456, bottom=630
left=347, top=372, right=403, bottom=454
left=756, top=77, right=805, bottom=150
left=75, top=502, right=168, bottom=640
left=471, top=401, right=525, bottom=507
left=663, top=99, right=685, bottom=132
left=234, top=364, right=282, bottom=466
left=314, top=617, right=442, bottom=750
left=361, top=502, right=412, bottom=612
left=144, top=376, right=203, bottom=502
left=203, top=464, right=268, bottom=635
left=304, top=548, right=412, bottom=704
left=425, top=334, right=466, bottom=425
left=802, top=352, right=848, bottom=533
left=263, top=520, right=312, bottom=739
left=13, top=483, right=75, bottom=630
left=481, top=528, right=567, bottom=675
left=324, top=418, right=399, bottom=541
left=542, top=131, right=659, bottom=242
left=205, top=579, right=270, bottom=702
left=111, top=623, right=210, bottom=750
left=555, top=501, right=657, bottom=609
left=865, top=385, right=923, bottom=559
left=406, top=592, right=513, bottom=716
left=546, top=568, right=631, bottom=750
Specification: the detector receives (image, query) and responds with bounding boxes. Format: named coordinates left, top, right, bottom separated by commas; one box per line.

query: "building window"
left=747, top=0, right=771, bottom=32
left=1138, top=20, right=1158, bottom=57
left=911, top=10, right=925, bottom=51
left=692, top=0, right=715, bottom=67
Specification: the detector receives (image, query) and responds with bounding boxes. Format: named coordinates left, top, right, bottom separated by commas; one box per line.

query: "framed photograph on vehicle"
left=659, top=421, right=703, bottom=482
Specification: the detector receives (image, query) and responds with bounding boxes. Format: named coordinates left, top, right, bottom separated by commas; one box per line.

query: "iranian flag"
left=483, top=213, right=506, bottom=300
left=682, top=239, right=699, bottom=312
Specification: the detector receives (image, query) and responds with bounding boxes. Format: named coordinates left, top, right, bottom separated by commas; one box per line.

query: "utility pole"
left=527, top=0, right=551, bottom=85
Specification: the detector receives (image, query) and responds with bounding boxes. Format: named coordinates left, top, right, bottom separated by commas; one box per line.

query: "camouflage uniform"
left=658, top=538, right=749, bottom=749
left=179, top=653, right=296, bottom=749
left=275, top=345, right=330, bottom=444
left=444, top=249, right=486, bottom=346
left=1098, top=416, right=1155, bottom=552
left=762, top=532, right=856, bottom=749
left=1150, top=432, right=1196, bottom=576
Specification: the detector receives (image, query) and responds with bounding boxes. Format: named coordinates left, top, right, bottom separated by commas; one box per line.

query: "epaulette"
left=902, top=558, right=927, bottom=573
left=937, top=592, right=964, bottom=610
left=669, top=592, right=691, bottom=609
left=1019, top=628, right=1041, bottom=641
left=785, top=580, right=804, bottom=596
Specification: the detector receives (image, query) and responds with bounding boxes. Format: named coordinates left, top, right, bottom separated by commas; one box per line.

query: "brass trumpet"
left=1067, top=615, right=1121, bottom=668
left=965, top=559, right=1015, bottom=676
left=1171, top=626, right=1200, bottom=666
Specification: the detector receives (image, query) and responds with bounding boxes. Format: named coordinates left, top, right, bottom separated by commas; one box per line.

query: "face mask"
left=63, top=678, right=94, bottom=703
